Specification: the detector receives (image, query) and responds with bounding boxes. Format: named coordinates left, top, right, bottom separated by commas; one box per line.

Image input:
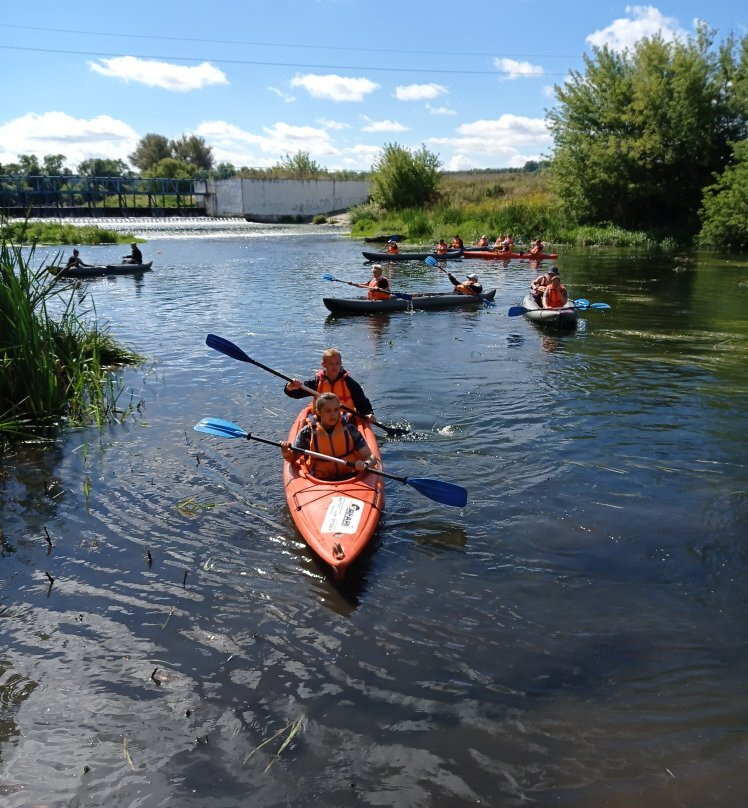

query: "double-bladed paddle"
left=424, top=256, right=496, bottom=307
left=205, top=334, right=409, bottom=438
left=194, top=417, right=468, bottom=508
left=507, top=301, right=610, bottom=316
left=321, top=273, right=412, bottom=301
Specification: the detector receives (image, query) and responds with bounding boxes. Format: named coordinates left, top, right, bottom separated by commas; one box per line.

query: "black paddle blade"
left=206, top=333, right=251, bottom=363
left=374, top=421, right=409, bottom=437
left=406, top=477, right=468, bottom=508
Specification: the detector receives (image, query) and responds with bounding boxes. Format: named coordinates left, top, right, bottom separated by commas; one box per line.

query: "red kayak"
left=463, top=250, right=558, bottom=260
left=283, top=407, right=384, bottom=578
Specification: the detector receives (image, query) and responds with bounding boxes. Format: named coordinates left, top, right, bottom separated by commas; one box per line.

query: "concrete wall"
left=196, top=178, right=370, bottom=221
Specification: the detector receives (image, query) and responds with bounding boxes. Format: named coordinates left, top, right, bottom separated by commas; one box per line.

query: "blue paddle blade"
left=424, top=256, right=438, bottom=267
left=321, top=273, right=335, bottom=281
left=406, top=477, right=468, bottom=508
left=573, top=298, right=590, bottom=307
left=588, top=302, right=611, bottom=310
left=507, top=306, right=528, bottom=317
left=194, top=417, right=248, bottom=439
left=206, top=333, right=253, bottom=363
left=392, top=291, right=413, bottom=301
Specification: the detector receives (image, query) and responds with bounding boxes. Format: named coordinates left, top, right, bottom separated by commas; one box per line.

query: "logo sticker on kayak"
left=322, top=496, right=364, bottom=534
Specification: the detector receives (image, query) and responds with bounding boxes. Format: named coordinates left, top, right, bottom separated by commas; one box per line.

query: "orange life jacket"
left=368, top=278, right=391, bottom=300
left=544, top=284, right=567, bottom=308
left=435, top=243, right=449, bottom=254
left=305, top=412, right=359, bottom=479
left=386, top=242, right=399, bottom=253
left=316, top=370, right=355, bottom=411
left=455, top=282, right=481, bottom=296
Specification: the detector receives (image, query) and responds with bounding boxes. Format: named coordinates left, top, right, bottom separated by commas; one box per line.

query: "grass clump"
left=0, top=220, right=138, bottom=245
left=1, top=235, right=143, bottom=443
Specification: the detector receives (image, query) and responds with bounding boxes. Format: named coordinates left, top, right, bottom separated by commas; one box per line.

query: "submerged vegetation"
left=0, top=220, right=137, bottom=246
left=0, top=236, right=142, bottom=443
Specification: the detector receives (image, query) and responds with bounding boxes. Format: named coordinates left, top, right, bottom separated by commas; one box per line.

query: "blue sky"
left=1, top=1, right=745, bottom=173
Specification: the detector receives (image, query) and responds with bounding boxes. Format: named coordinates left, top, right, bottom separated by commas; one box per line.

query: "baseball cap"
left=467, top=273, right=478, bottom=280
left=548, top=267, right=559, bottom=276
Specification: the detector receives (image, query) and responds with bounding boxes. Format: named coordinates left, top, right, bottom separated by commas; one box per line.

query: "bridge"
left=0, top=175, right=203, bottom=217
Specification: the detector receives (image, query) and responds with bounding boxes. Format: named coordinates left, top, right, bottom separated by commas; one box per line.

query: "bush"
left=370, top=143, right=441, bottom=210
left=699, top=139, right=748, bottom=250
left=312, top=214, right=328, bottom=224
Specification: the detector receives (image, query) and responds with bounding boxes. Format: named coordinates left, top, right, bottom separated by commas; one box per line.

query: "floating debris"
left=244, top=714, right=306, bottom=771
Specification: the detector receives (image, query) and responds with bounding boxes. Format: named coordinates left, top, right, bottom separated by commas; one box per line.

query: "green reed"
left=0, top=220, right=136, bottom=245
left=1, top=235, right=142, bottom=442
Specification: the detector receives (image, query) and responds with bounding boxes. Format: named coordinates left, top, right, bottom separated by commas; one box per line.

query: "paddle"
left=205, top=334, right=409, bottom=438
left=507, top=302, right=611, bottom=317
left=194, top=418, right=468, bottom=508
left=321, top=273, right=412, bottom=301
left=424, top=257, right=495, bottom=307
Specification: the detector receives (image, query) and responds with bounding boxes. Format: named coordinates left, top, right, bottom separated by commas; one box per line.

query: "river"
left=1, top=222, right=747, bottom=807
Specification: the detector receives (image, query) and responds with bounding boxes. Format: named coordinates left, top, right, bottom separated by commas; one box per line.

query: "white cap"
left=467, top=273, right=478, bottom=280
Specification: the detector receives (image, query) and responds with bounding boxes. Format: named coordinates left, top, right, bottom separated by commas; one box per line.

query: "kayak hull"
left=324, top=289, right=496, bottom=314
left=283, top=408, right=384, bottom=578
left=520, top=294, right=577, bottom=327
left=362, top=249, right=463, bottom=262
left=463, top=251, right=558, bottom=260
left=49, top=261, right=153, bottom=278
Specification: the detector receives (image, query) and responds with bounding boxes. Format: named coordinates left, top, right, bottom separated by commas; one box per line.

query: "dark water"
left=2, top=227, right=748, bottom=807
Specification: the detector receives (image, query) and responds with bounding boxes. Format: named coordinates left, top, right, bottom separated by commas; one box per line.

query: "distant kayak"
left=462, top=250, right=558, bottom=260
left=324, top=289, right=496, bottom=314
left=283, top=407, right=384, bottom=578
left=48, top=261, right=153, bottom=278
left=362, top=249, right=463, bottom=262
left=519, top=293, right=577, bottom=327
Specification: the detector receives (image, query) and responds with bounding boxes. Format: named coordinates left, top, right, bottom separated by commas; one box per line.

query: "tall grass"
left=1, top=237, right=142, bottom=442
left=350, top=169, right=672, bottom=248
left=0, top=220, right=136, bottom=245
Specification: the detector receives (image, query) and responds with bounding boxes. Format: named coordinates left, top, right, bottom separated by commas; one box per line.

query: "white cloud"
left=267, top=86, right=295, bottom=102
left=586, top=5, right=687, bottom=52
left=427, top=115, right=551, bottom=168
left=360, top=117, right=408, bottom=133
left=289, top=74, right=379, bottom=102
left=395, top=83, right=447, bottom=101
left=0, top=111, right=140, bottom=168
left=426, top=103, right=457, bottom=116
left=493, top=58, right=544, bottom=80
left=506, top=153, right=544, bottom=168
left=89, top=56, right=227, bottom=92
left=317, top=118, right=350, bottom=130
left=446, top=154, right=479, bottom=171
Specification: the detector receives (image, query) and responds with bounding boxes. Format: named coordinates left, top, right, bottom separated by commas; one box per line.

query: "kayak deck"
left=49, top=261, right=153, bottom=278
left=362, top=249, right=463, bottom=262
left=283, top=408, right=384, bottom=578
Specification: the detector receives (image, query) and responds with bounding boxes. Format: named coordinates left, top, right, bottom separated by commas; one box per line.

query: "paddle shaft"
left=246, top=432, right=412, bottom=484
left=324, top=275, right=411, bottom=301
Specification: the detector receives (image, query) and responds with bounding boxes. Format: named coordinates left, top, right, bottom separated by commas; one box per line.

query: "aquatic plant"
left=0, top=233, right=142, bottom=442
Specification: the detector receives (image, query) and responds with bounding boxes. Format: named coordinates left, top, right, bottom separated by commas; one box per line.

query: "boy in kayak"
left=542, top=274, right=568, bottom=309
left=531, top=266, right=559, bottom=303
left=386, top=238, right=399, bottom=254
left=122, top=242, right=143, bottom=264
left=280, top=393, right=376, bottom=479
left=476, top=234, right=489, bottom=247
left=451, top=234, right=464, bottom=249
left=284, top=348, right=376, bottom=423
left=529, top=238, right=544, bottom=256
left=64, top=248, right=90, bottom=270
left=447, top=270, right=483, bottom=296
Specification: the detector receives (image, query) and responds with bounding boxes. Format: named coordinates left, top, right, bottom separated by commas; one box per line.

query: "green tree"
left=142, top=157, right=198, bottom=179
left=17, top=155, right=42, bottom=176
left=211, top=161, right=237, bottom=179
left=77, top=158, right=131, bottom=177
left=170, top=135, right=213, bottom=170
left=274, top=151, right=322, bottom=179
left=698, top=139, right=748, bottom=249
left=42, top=154, right=70, bottom=175
left=129, top=133, right=171, bottom=172
left=548, top=27, right=747, bottom=234
left=370, top=143, right=442, bottom=210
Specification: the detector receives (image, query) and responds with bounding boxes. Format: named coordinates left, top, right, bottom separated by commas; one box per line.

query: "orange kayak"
left=283, top=408, right=384, bottom=578
left=463, top=250, right=558, bottom=260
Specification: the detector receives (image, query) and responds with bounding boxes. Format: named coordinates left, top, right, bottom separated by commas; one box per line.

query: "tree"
left=274, top=151, right=322, bottom=179
left=77, top=158, right=131, bottom=177
left=699, top=139, right=748, bottom=249
left=42, top=154, right=70, bottom=175
left=129, top=133, right=171, bottom=172
left=17, top=154, right=42, bottom=176
left=548, top=27, right=748, bottom=234
left=142, top=158, right=198, bottom=179
left=170, top=135, right=213, bottom=170
left=370, top=143, right=442, bottom=210
left=211, top=161, right=237, bottom=179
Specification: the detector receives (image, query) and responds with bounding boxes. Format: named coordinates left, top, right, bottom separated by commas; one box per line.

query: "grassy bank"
left=0, top=220, right=139, bottom=245
left=350, top=170, right=678, bottom=250
left=1, top=238, right=142, bottom=443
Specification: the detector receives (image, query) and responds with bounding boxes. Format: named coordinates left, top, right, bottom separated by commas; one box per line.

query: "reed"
left=0, top=220, right=135, bottom=245
left=1, top=234, right=142, bottom=443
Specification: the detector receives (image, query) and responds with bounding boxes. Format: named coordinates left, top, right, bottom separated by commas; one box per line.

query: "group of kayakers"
left=531, top=265, right=567, bottom=308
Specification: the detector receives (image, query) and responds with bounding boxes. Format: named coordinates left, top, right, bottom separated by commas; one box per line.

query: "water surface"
left=2, top=226, right=747, bottom=807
